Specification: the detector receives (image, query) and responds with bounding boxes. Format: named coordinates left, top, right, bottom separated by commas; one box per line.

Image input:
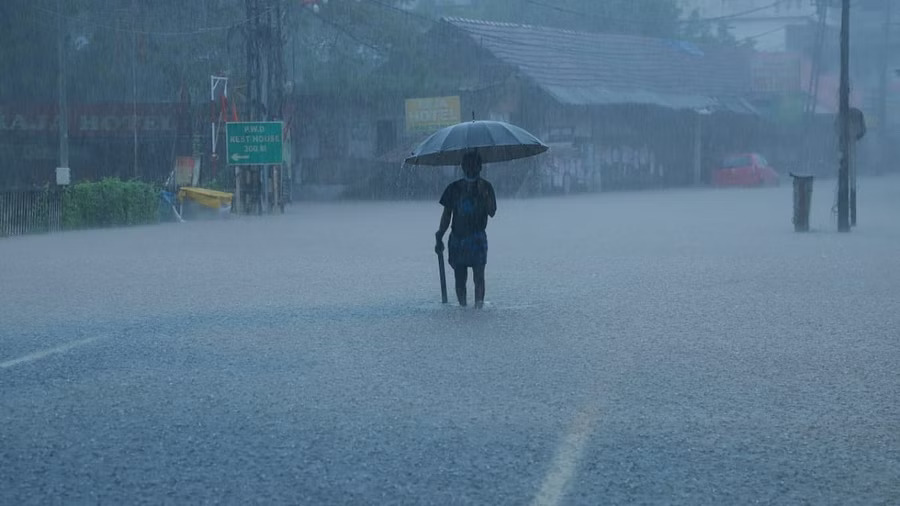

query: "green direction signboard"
left=226, top=121, right=283, bottom=165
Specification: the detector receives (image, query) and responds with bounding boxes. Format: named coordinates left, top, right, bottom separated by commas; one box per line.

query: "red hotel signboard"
left=0, top=104, right=180, bottom=137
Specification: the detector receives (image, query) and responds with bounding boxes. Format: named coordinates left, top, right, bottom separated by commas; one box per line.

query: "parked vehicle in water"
left=712, top=153, right=780, bottom=187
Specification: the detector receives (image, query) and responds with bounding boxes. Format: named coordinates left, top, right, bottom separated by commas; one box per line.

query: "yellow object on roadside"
left=177, top=187, right=233, bottom=210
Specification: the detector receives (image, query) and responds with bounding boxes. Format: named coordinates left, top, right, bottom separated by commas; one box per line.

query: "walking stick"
left=437, top=250, right=448, bottom=303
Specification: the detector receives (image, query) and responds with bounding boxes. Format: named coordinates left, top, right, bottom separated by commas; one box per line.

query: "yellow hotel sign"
left=405, top=96, right=460, bottom=133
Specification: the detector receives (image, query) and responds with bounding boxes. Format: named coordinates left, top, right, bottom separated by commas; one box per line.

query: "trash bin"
left=790, top=173, right=814, bottom=232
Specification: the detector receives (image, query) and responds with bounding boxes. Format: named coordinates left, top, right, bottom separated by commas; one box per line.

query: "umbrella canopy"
left=404, top=120, right=549, bottom=166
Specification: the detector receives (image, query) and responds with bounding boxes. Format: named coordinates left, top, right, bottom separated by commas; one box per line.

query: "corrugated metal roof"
left=443, top=17, right=756, bottom=113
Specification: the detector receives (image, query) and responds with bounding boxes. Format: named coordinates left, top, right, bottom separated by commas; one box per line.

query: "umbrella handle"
left=438, top=251, right=448, bottom=304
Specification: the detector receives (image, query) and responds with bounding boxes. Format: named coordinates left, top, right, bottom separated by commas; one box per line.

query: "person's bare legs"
left=473, top=264, right=485, bottom=308
left=454, top=266, right=468, bottom=306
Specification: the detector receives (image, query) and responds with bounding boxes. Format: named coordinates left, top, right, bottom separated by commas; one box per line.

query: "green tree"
left=64, top=0, right=244, bottom=103
left=0, top=0, right=244, bottom=104
left=680, top=8, right=746, bottom=48
left=0, top=0, right=65, bottom=101
left=288, top=0, right=434, bottom=95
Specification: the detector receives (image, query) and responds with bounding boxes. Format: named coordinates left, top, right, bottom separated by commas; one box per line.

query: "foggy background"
left=2, top=1, right=899, bottom=504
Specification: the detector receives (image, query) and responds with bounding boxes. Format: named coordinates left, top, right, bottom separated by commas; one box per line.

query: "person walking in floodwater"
left=435, top=151, right=497, bottom=308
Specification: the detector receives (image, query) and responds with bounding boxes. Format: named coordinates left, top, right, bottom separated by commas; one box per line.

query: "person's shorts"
left=448, top=231, right=487, bottom=268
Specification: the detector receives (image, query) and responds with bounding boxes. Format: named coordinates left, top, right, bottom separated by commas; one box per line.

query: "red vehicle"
left=712, top=153, right=780, bottom=187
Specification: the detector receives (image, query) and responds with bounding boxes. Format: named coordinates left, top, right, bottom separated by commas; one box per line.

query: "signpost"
left=226, top=121, right=284, bottom=215
left=226, top=121, right=284, bottom=165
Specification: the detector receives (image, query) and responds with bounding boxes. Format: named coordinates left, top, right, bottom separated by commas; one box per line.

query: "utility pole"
left=837, top=0, right=851, bottom=232
left=131, top=0, right=139, bottom=179
left=805, top=0, right=828, bottom=117
left=57, top=0, right=69, bottom=173
left=877, top=0, right=892, bottom=175
left=244, top=0, right=259, bottom=214
left=800, top=0, right=828, bottom=175
left=693, top=112, right=702, bottom=186
left=272, top=0, right=285, bottom=212
left=243, top=0, right=286, bottom=214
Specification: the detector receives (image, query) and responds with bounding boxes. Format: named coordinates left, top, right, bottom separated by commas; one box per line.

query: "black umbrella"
left=405, top=120, right=549, bottom=166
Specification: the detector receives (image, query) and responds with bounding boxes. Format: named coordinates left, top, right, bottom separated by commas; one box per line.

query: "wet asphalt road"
left=2, top=178, right=899, bottom=505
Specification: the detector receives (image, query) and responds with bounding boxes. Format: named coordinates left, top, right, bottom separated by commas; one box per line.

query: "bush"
left=62, top=178, right=159, bottom=229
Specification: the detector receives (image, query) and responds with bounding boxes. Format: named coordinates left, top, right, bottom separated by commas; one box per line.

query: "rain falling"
left=1, top=0, right=899, bottom=504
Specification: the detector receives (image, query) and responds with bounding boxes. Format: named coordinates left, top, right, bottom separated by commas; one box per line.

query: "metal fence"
left=0, top=190, right=63, bottom=238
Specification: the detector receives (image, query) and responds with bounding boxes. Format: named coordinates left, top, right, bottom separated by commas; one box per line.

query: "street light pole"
left=837, top=0, right=851, bottom=232
left=57, top=0, right=69, bottom=172
left=132, top=0, right=139, bottom=179
left=877, top=0, right=892, bottom=175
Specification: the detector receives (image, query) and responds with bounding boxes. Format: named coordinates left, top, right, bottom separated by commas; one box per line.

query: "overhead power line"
left=522, top=0, right=789, bottom=26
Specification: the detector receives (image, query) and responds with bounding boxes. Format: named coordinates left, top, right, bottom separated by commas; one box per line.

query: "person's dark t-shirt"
left=439, top=178, right=497, bottom=237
